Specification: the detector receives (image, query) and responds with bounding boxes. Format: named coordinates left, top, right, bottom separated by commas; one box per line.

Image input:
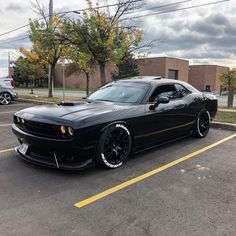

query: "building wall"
left=54, top=57, right=190, bottom=89
left=136, top=57, right=189, bottom=82
left=55, top=63, right=117, bottom=89
left=189, top=65, right=229, bottom=92
left=136, top=58, right=166, bottom=78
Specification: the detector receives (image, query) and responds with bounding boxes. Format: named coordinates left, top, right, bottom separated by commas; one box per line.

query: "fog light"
left=60, top=126, right=66, bottom=134
left=68, top=127, right=74, bottom=136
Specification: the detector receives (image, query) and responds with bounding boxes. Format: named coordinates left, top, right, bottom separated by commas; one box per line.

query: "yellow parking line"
left=74, top=133, right=236, bottom=208
left=0, top=124, right=12, bottom=127
left=0, top=148, right=15, bottom=154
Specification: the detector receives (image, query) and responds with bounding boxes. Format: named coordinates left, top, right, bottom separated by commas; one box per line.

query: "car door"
left=139, top=84, right=192, bottom=148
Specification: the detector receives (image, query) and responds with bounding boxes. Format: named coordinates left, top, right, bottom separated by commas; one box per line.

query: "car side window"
left=175, top=84, right=191, bottom=97
left=149, top=85, right=179, bottom=102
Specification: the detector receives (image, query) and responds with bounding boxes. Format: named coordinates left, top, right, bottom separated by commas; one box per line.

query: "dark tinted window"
left=149, top=85, right=179, bottom=102
left=183, top=83, right=199, bottom=93
left=175, top=84, right=191, bottom=97
left=88, top=82, right=150, bottom=104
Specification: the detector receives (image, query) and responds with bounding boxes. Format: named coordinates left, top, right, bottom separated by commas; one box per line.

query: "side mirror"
left=157, top=97, right=170, bottom=104
left=149, top=97, right=169, bottom=111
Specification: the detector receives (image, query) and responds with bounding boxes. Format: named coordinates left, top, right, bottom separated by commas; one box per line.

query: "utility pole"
left=8, top=51, right=11, bottom=77
left=48, top=0, right=53, bottom=97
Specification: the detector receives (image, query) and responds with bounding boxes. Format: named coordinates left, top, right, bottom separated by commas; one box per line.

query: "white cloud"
left=0, top=0, right=235, bottom=76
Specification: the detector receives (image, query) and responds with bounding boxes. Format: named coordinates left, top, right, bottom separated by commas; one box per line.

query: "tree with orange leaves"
left=20, top=0, right=66, bottom=97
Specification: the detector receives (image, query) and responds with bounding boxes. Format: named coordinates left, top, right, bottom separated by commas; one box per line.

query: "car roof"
left=117, top=76, right=188, bottom=86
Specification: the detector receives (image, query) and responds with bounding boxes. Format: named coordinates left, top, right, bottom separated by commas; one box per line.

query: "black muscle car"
left=12, top=76, right=217, bottom=170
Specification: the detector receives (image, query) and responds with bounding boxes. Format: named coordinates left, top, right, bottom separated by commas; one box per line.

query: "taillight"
left=10, top=79, right=14, bottom=87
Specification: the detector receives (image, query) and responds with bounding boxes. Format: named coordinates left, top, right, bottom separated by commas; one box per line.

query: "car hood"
left=15, top=101, right=131, bottom=126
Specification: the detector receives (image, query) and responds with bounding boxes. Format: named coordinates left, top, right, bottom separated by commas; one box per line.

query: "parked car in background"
left=12, top=76, right=218, bottom=170
left=0, top=77, right=17, bottom=105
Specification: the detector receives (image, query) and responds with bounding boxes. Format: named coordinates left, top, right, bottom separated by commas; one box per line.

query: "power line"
left=123, top=0, right=193, bottom=15
left=0, top=36, right=29, bottom=47
left=0, top=0, right=229, bottom=46
left=0, top=0, right=143, bottom=39
left=0, top=24, right=29, bottom=38
left=122, top=0, right=230, bottom=20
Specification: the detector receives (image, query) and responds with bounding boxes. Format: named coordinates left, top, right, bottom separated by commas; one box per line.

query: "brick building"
left=55, top=57, right=189, bottom=89
left=189, top=65, right=229, bottom=93
left=136, top=57, right=189, bottom=82
left=55, top=63, right=116, bottom=89
left=10, top=56, right=229, bottom=92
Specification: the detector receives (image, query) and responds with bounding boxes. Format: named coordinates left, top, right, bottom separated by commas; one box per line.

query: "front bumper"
left=12, top=123, right=94, bottom=170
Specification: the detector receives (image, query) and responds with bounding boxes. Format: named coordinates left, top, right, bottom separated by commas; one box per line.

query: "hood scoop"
left=58, top=101, right=87, bottom=106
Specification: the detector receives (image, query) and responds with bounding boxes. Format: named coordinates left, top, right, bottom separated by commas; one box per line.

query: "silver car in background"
left=0, top=77, right=18, bottom=105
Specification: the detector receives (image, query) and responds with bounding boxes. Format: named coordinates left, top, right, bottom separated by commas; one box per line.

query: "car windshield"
left=88, top=82, right=150, bottom=104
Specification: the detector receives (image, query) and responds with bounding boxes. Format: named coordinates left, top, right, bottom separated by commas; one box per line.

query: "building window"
left=168, top=70, right=178, bottom=80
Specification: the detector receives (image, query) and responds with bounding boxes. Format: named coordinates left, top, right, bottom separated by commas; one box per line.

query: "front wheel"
left=0, top=92, right=12, bottom=105
left=97, top=124, right=132, bottom=169
left=192, top=109, right=211, bottom=138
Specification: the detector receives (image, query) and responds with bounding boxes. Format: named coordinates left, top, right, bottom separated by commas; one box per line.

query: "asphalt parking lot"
left=0, top=102, right=236, bottom=236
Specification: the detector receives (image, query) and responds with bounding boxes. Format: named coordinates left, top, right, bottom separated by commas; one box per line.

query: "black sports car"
left=12, top=76, right=217, bottom=170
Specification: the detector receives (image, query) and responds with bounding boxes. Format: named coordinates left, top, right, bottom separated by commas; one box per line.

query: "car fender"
left=100, top=121, right=134, bottom=138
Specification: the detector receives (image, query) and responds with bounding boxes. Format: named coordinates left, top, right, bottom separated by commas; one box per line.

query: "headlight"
left=68, top=127, right=74, bottom=136
left=21, top=118, right=25, bottom=124
left=60, top=126, right=66, bottom=134
left=16, top=116, right=21, bottom=123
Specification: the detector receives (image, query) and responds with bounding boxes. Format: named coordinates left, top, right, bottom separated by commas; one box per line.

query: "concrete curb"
left=211, top=121, right=236, bottom=131
left=218, top=109, right=236, bottom=113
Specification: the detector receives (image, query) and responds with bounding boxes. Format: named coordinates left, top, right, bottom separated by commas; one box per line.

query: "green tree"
left=112, top=53, right=139, bottom=80
left=13, top=56, right=47, bottom=94
left=219, top=70, right=236, bottom=87
left=20, top=1, right=66, bottom=97
left=65, top=49, right=95, bottom=96
left=63, top=0, right=144, bottom=86
left=219, top=69, right=236, bottom=108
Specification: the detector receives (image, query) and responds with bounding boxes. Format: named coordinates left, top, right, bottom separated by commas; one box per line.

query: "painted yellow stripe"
left=74, top=133, right=236, bottom=208
left=0, top=124, right=12, bottom=127
left=0, top=148, right=15, bottom=154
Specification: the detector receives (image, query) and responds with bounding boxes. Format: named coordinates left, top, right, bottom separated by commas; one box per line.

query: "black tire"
left=97, top=124, right=132, bottom=169
left=0, top=92, right=12, bottom=105
left=192, top=109, right=211, bottom=138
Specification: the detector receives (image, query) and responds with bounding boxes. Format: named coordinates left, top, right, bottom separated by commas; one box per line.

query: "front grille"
left=14, top=116, right=67, bottom=139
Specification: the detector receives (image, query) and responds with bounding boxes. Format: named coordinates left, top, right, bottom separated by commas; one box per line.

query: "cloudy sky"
left=0, top=0, right=235, bottom=76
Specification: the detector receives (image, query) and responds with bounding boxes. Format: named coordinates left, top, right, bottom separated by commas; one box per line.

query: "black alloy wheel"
left=193, top=109, right=210, bottom=138
left=97, top=124, right=132, bottom=169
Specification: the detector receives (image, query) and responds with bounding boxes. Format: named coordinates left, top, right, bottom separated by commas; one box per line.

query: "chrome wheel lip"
left=0, top=93, right=11, bottom=105
left=197, top=111, right=210, bottom=137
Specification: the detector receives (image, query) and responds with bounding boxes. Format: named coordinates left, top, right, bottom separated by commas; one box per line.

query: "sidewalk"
left=15, top=88, right=86, bottom=97
left=218, top=108, right=236, bottom=112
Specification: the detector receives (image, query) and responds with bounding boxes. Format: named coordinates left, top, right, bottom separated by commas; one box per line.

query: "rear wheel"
left=192, top=109, right=211, bottom=138
left=97, top=124, right=132, bottom=169
left=0, top=92, right=12, bottom=105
